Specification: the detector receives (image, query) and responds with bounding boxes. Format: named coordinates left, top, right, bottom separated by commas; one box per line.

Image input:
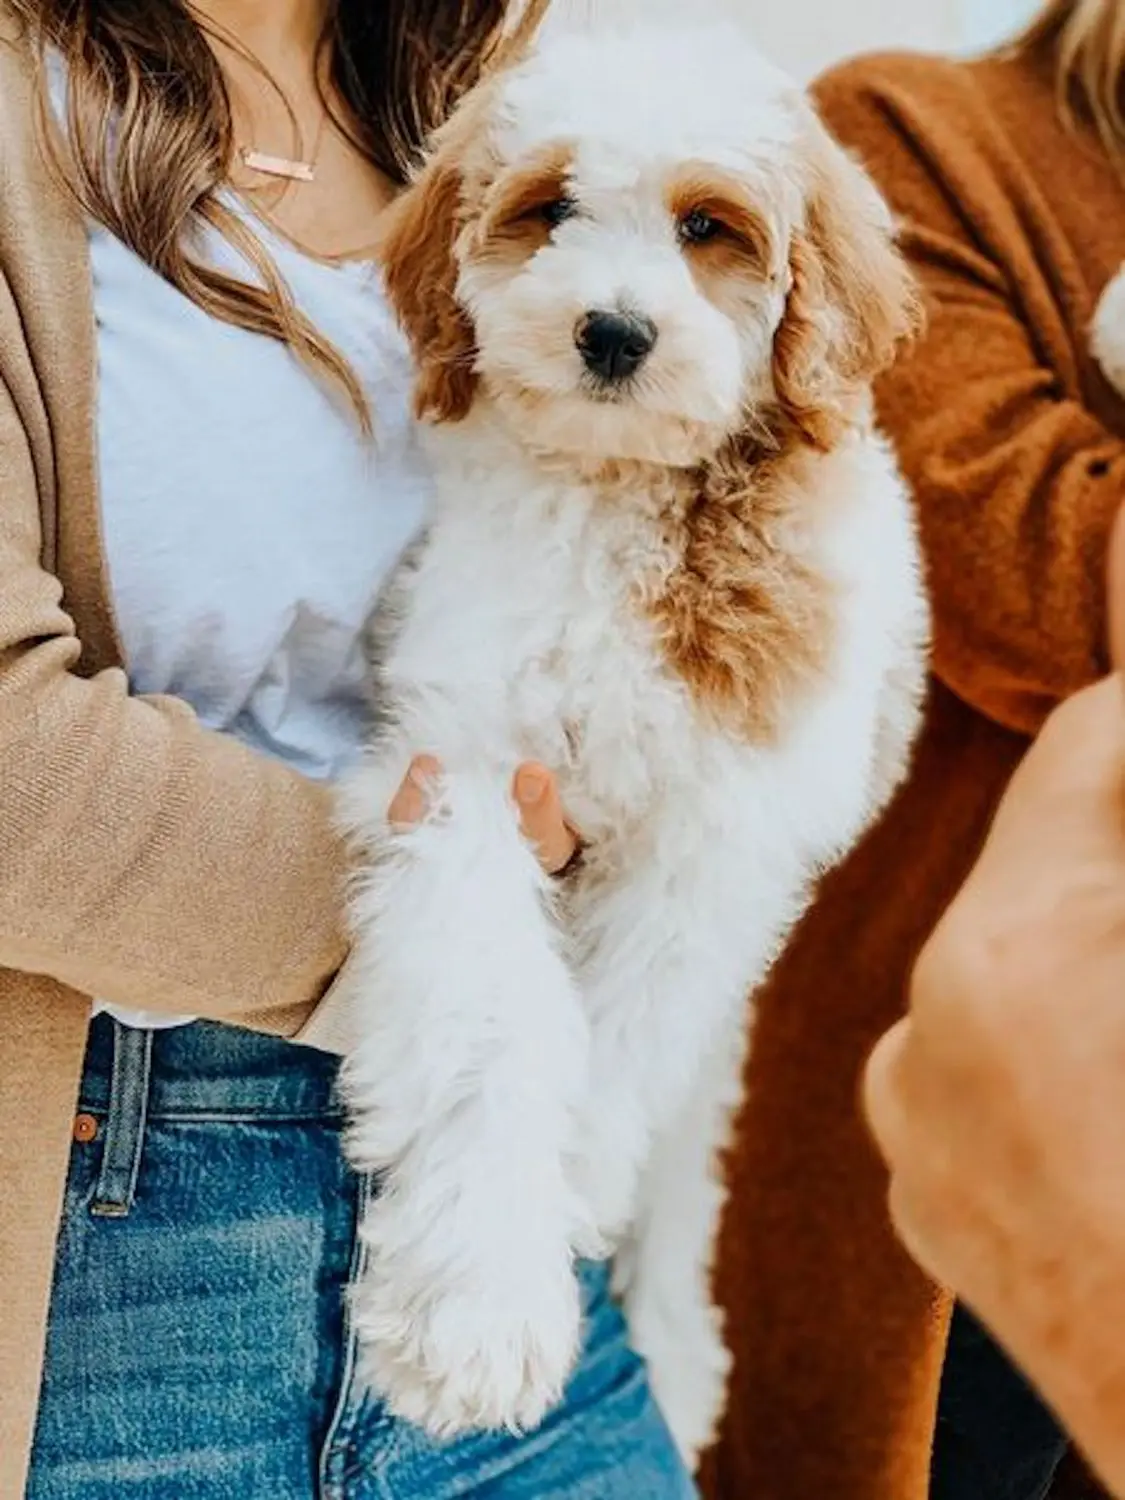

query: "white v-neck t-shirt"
left=85, top=208, right=430, bottom=1029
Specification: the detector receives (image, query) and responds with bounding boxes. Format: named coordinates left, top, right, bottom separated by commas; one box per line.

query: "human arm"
left=863, top=512, right=1125, bottom=1497
left=0, top=359, right=350, bottom=1032
left=815, top=57, right=1125, bottom=734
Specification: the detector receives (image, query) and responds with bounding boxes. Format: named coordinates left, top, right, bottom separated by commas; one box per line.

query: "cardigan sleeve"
left=815, top=58, right=1125, bottom=736
left=0, top=356, right=354, bottom=1037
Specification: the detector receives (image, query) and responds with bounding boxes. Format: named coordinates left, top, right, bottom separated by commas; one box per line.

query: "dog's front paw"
left=353, top=1197, right=583, bottom=1437
left=626, top=1280, right=731, bottom=1470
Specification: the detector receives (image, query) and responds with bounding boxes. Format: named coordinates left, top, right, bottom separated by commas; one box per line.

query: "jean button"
left=73, top=1113, right=98, bottom=1144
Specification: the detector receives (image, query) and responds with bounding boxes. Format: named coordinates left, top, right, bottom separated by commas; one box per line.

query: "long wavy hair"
left=1017, top=0, right=1125, bottom=161
left=12, top=0, right=549, bottom=416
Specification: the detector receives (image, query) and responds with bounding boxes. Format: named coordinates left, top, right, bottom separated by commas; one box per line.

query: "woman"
left=706, top=2, right=1125, bottom=1498
left=0, top=2, right=694, bottom=1496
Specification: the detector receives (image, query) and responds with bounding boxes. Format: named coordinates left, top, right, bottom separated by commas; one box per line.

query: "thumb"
left=1108, top=504, right=1125, bottom=674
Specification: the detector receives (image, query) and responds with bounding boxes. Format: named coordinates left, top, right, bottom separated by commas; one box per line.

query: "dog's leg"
left=613, top=1023, right=745, bottom=1469
left=567, top=832, right=790, bottom=1464
left=339, top=758, right=591, bottom=1437
left=569, top=827, right=799, bottom=1244
left=566, top=830, right=781, bottom=1464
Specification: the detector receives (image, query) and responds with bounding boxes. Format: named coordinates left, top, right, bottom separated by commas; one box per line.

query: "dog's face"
left=381, top=24, right=915, bottom=466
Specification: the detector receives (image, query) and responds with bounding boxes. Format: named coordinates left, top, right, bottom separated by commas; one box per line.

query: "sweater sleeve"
left=0, top=360, right=351, bottom=1034
left=815, top=58, right=1125, bottom=735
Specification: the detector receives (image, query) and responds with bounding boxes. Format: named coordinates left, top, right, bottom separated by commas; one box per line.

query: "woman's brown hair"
left=11, top=0, right=548, bottom=418
left=1017, top=0, right=1125, bottom=163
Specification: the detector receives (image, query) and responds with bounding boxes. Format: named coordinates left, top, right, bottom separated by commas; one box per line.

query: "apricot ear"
left=380, top=157, right=479, bottom=423
left=773, top=125, right=918, bottom=446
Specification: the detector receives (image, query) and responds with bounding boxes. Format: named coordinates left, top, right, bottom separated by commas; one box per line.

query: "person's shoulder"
left=0, top=6, right=42, bottom=179
left=811, top=46, right=1059, bottom=219
left=0, top=5, right=92, bottom=390
left=0, top=0, right=32, bottom=91
left=0, top=10, right=83, bottom=275
left=814, top=43, right=1064, bottom=155
left=813, top=48, right=1015, bottom=151
left=815, top=49, right=979, bottom=108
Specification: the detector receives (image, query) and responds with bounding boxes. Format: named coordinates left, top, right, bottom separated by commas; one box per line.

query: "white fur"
left=336, top=21, right=928, bottom=1469
left=1093, top=264, right=1125, bottom=396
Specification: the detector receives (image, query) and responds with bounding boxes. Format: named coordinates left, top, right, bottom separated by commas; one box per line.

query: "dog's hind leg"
left=614, top=1025, right=745, bottom=1469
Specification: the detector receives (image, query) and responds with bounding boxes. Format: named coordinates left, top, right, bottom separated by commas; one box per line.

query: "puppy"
left=337, top=19, right=928, bottom=1467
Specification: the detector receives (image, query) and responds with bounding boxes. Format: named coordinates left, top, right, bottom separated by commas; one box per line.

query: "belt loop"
left=91, top=1021, right=154, bottom=1219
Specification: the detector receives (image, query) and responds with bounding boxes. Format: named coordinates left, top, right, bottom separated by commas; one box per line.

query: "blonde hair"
left=14, top=0, right=549, bottom=422
left=1018, top=0, right=1125, bottom=160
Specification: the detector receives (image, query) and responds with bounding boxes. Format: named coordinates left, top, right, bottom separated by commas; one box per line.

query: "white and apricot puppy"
left=337, top=19, right=928, bottom=1466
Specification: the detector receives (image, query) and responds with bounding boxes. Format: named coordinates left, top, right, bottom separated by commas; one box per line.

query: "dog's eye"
left=539, top=195, right=578, bottom=229
left=679, top=208, right=720, bottom=244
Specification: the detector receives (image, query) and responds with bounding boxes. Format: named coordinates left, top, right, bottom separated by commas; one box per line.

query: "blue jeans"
left=29, top=1016, right=696, bottom=1500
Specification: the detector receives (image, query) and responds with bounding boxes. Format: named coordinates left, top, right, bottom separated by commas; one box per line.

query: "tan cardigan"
left=0, top=19, right=356, bottom=1495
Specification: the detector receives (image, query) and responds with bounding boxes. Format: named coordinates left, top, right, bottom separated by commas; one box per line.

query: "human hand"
left=863, top=510, right=1125, bottom=1493
left=387, top=755, right=579, bottom=875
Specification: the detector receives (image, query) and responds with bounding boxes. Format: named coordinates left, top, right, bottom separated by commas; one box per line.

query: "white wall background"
left=548, top=0, right=1040, bottom=80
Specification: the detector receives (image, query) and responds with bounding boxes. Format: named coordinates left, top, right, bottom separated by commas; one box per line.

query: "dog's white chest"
left=383, top=443, right=690, bottom=825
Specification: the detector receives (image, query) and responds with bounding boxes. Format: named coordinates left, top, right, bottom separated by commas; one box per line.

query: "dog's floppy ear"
left=380, top=147, right=480, bottom=424
left=772, top=122, right=918, bottom=447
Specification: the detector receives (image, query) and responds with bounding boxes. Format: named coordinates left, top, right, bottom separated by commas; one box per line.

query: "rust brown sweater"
left=703, top=40, right=1125, bottom=1500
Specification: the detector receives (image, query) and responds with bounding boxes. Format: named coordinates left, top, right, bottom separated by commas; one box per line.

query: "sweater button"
left=73, top=1113, right=98, bottom=1144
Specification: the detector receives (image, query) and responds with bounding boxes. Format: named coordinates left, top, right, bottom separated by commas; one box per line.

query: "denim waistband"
left=79, top=1014, right=345, bottom=1122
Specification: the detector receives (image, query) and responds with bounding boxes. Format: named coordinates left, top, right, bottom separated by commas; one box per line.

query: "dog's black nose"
left=575, top=310, right=657, bottom=382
